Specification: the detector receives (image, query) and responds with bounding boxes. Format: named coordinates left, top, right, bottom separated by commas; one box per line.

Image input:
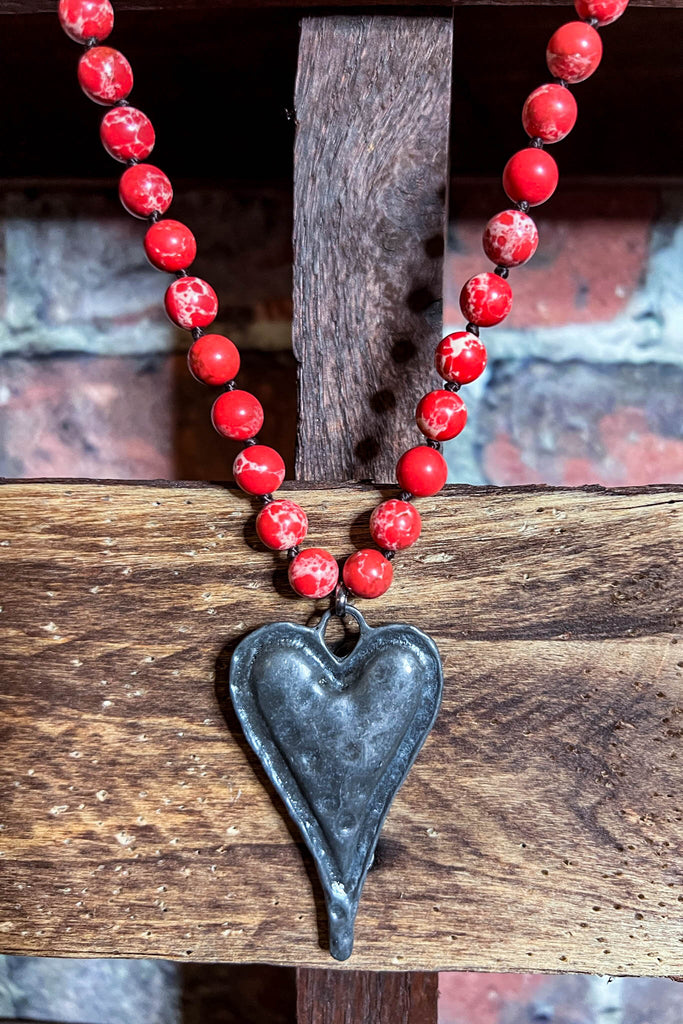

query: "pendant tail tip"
left=329, top=924, right=354, bottom=961
left=327, top=898, right=356, bottom=961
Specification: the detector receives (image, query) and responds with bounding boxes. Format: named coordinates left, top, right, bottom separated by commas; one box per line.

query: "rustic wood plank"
left=292, top=15, right=453, bottom=483
left=0, top=480, right=680, bottom=972
left=296, top=968, right=438, bottom=1023
left=2, top=0, right=681, bottom=10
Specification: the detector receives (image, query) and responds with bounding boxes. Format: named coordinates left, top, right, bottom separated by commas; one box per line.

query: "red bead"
left=119, top=164, right=172, bottom=219
left=483, top=210, right=539, bottom=268
left=460, top=272, right=512, bottom=327
left=416, top=390, right=467, bottom=442
left=188, top=334, right=239, bottom=386
left=256, top=499, right=308, bottom=551
left=288, top=549, right=339, bottom=599
left=343, top=549, right=393, bottom=600
left=369, top=500, right=421, bottom=551
left=165, top=277, right=218, bottom=330
left=435, top=331, right=487, bottom=385
left=233, top=445, right=285, bottom=496
left=396, top=446, right=448, bottom=498
left=522, top=84, right=578, bottom=144
left=77, top=47, right=133, bottom=105
left=574, top=0, right=629, bottom=25
left=144, top=219, right=196, bottom=272
left=546, top=22, right=603, bottom=84
left=58, top=0, right=113, bottom=42
left=211, top=390, right=263, bottom=441
left=100, top=106, right=155, bottom=162
left=503, top=149, right=559, bottom=207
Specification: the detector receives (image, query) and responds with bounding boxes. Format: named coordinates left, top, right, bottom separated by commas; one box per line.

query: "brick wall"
left=0, top=186, right=295, bottom=479
left=1, top=181, right=681, bottom=487
left=444, top=183, right=683, bottom=488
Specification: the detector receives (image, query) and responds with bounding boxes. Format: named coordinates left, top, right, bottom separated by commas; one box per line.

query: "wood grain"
left=0, top=480, right=681, bottom=972
left=292, top=15, right=452, bottom=483
left=296, top=968, right=438, bottom=1023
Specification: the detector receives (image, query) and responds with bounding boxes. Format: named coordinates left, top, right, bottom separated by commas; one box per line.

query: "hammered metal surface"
left=229, top=607, right=443, bottom=960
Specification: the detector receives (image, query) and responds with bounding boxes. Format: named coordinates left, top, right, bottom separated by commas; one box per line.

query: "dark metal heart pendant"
left=229, top=606, right=443, bottom=960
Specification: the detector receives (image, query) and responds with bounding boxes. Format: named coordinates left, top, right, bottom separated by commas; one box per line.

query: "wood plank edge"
left=1, top=945, right=681, bottom=977
left=1, top=478, right=682, bottom=499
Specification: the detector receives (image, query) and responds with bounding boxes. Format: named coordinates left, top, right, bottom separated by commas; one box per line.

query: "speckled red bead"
left=574, top=0, right=629, bottom=25
left=77, top=46, right=133, bottom=105
left=288, top=548, right=339, bottom=599
left=211, top=390, right=263, bottom=441
left=100, top=106, right=155, bottom=162
left=546, top=22, right=603, bottom=83
left=522, top=84, right=578, bottom=144
left=483, top=210, right=539, bottom=268
left=256, top=499, right=308, bottom=551
left=58, top=0, right=114, bottom=42
left=396, top=446, right=448, bottom=498
left=416, top=390, right=467, bottom=442
left=188, top=334, right=239, bottom=387
left=119, top=164, right=172, bottom=219
left=435, top=332, right=487, bottom=385
left=233, top=445, right=285, bottom=496
left=343, top=549, right=393, bottom=600
left=165, top=277, right=218, bottom=330
left=144, top=219, right=196, bottom=273
left=503, top=149, right=559, bottom=207
left=369, top=499, right=421, bottom=551
left=460, top=272, right=513, bottom=328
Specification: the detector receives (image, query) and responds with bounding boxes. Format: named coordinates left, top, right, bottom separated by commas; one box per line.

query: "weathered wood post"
left=292, top=13, right=453, bottom=1020
left=293, top=14, right=453, bottom=485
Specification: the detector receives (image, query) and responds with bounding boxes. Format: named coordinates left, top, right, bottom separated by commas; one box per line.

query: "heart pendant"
left=229, top=606, right=443, bottom=960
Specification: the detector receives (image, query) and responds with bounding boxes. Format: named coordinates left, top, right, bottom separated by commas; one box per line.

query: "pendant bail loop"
left=333, top=582, right=350, bottom=619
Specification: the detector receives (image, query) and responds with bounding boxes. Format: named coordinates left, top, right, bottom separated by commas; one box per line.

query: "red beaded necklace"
left=57, top=0, right=627, bottom=607
left=57, top=0, right=631, bottom=961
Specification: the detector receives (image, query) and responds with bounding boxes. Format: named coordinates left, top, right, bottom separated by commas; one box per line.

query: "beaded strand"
left=57, top=0, right=630, bottom=602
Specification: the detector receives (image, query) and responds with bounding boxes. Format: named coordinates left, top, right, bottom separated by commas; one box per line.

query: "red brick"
left=439, top=973, right=544, bottom=1024
left=478, top=361, right=683, bottom=487
left=445, top=185, right=658, bottom=329
left=0, top=352, right=296, bottom=480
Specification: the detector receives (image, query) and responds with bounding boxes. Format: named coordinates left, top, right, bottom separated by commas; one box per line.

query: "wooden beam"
left=293, top=14, right=453, bottom=483
left=2, top=0, right=681, bottom=11
left=0, top=480, right=680, bottom=973
left=296, top=969, right=438, bottom=1022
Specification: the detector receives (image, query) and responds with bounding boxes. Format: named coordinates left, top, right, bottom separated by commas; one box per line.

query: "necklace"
left=57, top=0, right=630, bottom=962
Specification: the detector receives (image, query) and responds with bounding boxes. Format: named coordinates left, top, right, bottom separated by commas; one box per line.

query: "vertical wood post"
left=293, top=14, right=453, bottom=484
left=292, top=11, right=452, bottom=1022
left=296, top=969, right=439, bottom=1024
